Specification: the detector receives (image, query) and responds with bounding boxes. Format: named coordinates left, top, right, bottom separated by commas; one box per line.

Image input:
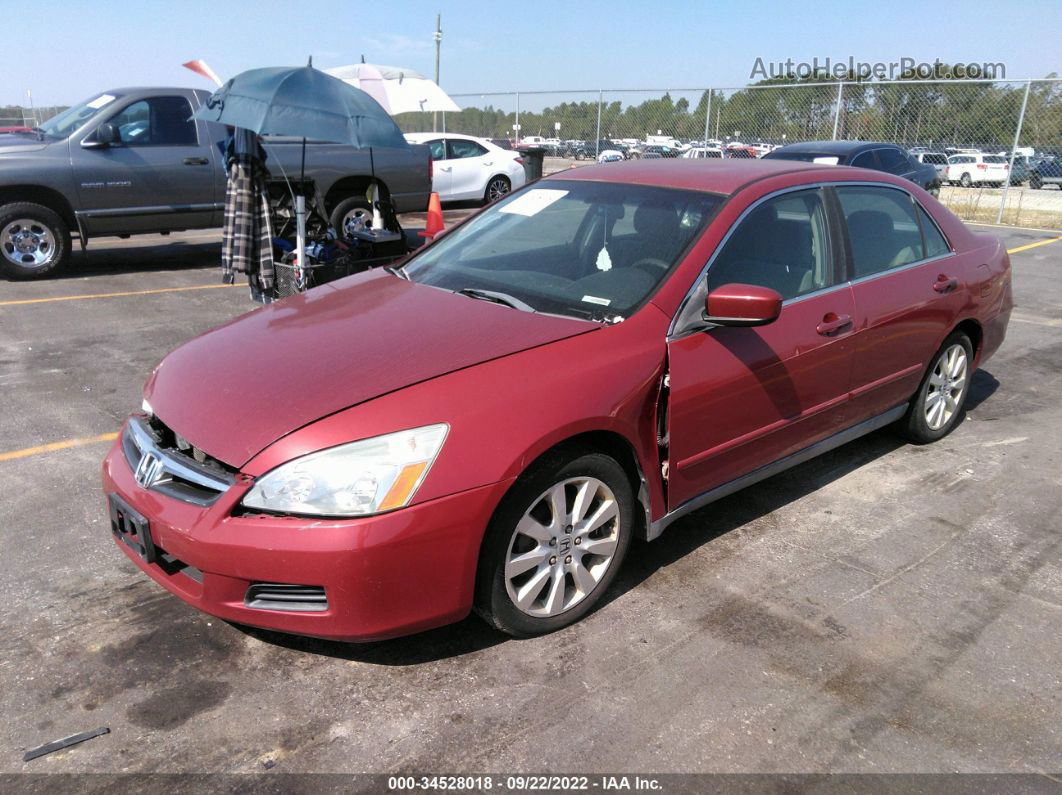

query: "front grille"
left=122, top=415, right=236, bottom=506
left=245, top=583, right=329, bottom=612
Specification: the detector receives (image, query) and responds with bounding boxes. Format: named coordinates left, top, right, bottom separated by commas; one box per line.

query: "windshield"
left=403, top=180, right=721, bottom=320
left=37, top=92, right=123, bottom=139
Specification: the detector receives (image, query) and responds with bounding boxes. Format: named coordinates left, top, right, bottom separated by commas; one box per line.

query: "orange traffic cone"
left=419, top=192, right=444, bottom=239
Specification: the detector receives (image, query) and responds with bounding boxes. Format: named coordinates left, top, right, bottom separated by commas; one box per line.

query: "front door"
left=74, top=94, right=216, bottom=235
left=666, top=187, right=856, bottom=508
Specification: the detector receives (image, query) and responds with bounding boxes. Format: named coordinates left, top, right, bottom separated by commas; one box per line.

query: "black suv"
left=1029, top=155, right=1062, bottom=190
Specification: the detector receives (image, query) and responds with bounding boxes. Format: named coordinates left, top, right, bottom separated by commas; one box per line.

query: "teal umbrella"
left=193, top=64, right=409, bottom=151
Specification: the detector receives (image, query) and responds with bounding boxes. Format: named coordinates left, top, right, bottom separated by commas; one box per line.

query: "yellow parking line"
left=0, top=283, right=241, bottom=307
left=1007, top=236, right=1062, bottom=255
left=0, top=432, right=118, bottom=462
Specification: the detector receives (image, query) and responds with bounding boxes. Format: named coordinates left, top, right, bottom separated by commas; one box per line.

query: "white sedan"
left=405, top=133, right=526, bottom=203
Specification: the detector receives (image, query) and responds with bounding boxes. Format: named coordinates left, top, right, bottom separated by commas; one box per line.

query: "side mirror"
left=83, top=122, right=119, bottom=148
left=703, top=283, right=782, bottom=327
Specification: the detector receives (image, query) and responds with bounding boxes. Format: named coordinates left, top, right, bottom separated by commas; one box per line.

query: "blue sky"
left=3, top=0, right=1059, bottom=107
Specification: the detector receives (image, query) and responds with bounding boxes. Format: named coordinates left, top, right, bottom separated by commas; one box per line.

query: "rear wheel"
left=0, top=202, right=71, bottom=279
left=329, top=196, right=372, bottom=239
left=484, top=175, right=511, bottom=204
left=1029, top=174, right=1043, bottom=190
left=475, top=451, right=633, bottom=637
left=959, top=172, right=972, bottom=188
left=896, top=331, right=973, bottom=444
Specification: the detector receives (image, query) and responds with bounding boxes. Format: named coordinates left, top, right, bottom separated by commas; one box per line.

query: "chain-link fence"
left=412, top=78, right=1062, bottom=229
left=0, top=104, right=64, bottom=129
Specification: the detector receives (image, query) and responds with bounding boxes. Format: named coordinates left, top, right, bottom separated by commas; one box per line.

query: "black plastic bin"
left=518, top=146, right=547, bottom=182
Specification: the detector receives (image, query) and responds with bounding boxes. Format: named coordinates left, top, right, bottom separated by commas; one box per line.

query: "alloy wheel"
left=925, top=343, right=968, bottom=431
left=1, top=219, right=56, bottom=269
left=342, top=206, right=372, bottom=236
left=486, top=178, right=510, bottom=202
left=504, top=476, right=620, bottom=618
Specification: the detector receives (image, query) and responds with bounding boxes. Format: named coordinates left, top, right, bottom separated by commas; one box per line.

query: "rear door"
left=836, top=184, right=965, bottom=423
left=665, top=187, right=856, bottom=508
left=446, top=138, right=492, bottom=200
left=422, top=138, right=451, bottom=198
left=74, top=94, right=216, bottom=235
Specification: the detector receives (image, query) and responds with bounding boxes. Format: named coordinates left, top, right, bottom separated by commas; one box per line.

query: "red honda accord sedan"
left=102, top=159, right=1012, bottom=641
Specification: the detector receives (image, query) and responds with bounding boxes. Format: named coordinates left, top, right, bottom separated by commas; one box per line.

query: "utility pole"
left=433, top=13, right=442, bottom=132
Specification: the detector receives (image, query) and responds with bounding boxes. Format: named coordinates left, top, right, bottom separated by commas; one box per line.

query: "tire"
left=896, top=331, right=973, bottom=444
left=484, top=175, right=511, bottom=204
left=474, top=450, right=634, bottom=637
left=928, top=184, right=940, bottom=198
left=959, top=172, right=972, bottom=188
left=0, top=202, right=71, bottom=279
left=1029, top=174, right=1043, bottom=190
left=329, top=195, right=372, bottom=240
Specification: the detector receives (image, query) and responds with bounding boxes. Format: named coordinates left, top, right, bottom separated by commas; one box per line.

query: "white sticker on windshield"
left=498, top=188, right=568, bottom=217
left=812, top=156, right=840, bottom=165
left=87, top=94, right=117, bottom=109
left=582, top=295, right=611, bottom=306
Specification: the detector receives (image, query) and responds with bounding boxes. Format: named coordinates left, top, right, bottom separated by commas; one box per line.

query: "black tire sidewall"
left=329, top=196, right=372, bottom=238
left=0, top=202, right=71, bottom=279
left=899, top=332, right=974, bottom=444
left=475, top=451, right=634, bottom=637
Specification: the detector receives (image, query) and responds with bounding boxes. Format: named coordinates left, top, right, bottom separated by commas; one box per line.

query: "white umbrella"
left=324, top=63, right=461, bottom=115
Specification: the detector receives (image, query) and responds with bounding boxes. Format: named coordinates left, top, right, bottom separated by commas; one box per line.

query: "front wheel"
left=484, top=175, right=511, bottom=204
left=0, top=202, right=71, bottom=279
left=896, top=332, right=973, bottom=444
left=475, top=451, right=634, bottom=637
left=1029, top=174, right=1043, bottom=190
left=959, top=173, right=972, bottom=188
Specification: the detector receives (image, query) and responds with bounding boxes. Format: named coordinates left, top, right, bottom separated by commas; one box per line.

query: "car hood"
left=145, top=269, right=594, bottom=467
left=0, top=134, right=49, bottom=153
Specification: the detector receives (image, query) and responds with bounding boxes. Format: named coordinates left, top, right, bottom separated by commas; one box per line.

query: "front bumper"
left=101, top=435, right=511, bottom=642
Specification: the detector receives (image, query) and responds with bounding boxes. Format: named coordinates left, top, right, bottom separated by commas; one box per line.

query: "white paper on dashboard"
left=498, top=188, right=569, bottom=217
left=812, top=156, right=840, bottom=165
left=87, top=94, right=117, bottom=109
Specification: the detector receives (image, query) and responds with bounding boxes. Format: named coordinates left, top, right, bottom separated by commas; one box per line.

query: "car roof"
left=405, top=132, right=485, bottom=142
left=548, top=158, right=869, bottom=195
left=770, top=140, right=897, bottom=155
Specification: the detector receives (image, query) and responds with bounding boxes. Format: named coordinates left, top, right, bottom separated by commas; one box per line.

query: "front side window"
left=425, top=139, right=446, bottom=160
left=448, top=139, right=488, bottom=159
left=836, top=186, right=924, bottom=278
left=404, top=180, right=721, bottom=320
left=107, top=96, right=197, bottom=146
left=707, top=188, right=833, bottom=300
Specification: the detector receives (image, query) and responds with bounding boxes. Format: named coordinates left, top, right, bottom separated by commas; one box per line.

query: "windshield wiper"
left=384, top=264, right=409, bottom=280
left=457, top=287, right=536, bottom=313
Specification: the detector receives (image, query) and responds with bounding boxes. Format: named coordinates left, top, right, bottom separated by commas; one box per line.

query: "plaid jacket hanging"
left=221, top=152, right=275, bottom=289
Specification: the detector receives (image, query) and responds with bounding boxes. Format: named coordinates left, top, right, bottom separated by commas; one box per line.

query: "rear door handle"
left=933, top=274, right=958, bottom=293
left=816, top=313, right=852, bottom=336
left=183, top=157, right=209, bottom=165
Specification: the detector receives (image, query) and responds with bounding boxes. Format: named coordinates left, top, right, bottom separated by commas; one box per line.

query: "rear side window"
left=849, top=150, right=877, bottom=169
left=836, top=186, right=924, bottom=278
left=708, top=188, right=833, bottom=300
left=876, top=148, right=911, bottom=174
left=916, top=205, right=950, bottom=258
left=448, top=139, right=488, bottom=159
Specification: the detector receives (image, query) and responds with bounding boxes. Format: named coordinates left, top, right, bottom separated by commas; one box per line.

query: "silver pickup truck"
left=0, top=86, right=432, bottom=278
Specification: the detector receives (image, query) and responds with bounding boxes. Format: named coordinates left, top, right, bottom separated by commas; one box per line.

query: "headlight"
left=241, top=424, right=449, bottom=517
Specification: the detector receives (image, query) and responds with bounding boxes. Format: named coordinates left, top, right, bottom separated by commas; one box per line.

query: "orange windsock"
left=419, top=192, right=444, bottom=239
left=182, top=60, right=223, bottom=87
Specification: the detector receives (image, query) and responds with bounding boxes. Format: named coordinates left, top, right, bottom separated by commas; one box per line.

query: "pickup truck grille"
left=121, top=415, right=236, bottom=506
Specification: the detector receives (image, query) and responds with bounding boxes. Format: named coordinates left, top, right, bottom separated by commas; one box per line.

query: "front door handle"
left=440, top=166, right=452, bottom=172
left=816, top=312, right=852, bottom=336
left=183, top=157, right=210, bottom=165
left=933, top=274, right=958, bottom=293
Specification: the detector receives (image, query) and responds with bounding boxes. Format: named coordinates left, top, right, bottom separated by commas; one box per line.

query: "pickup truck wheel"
left=1029, top=174, right=1043, bottom=190
left=0, top=203, right=70, bottom=279
left=329, top=196, right=373, bottom=240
